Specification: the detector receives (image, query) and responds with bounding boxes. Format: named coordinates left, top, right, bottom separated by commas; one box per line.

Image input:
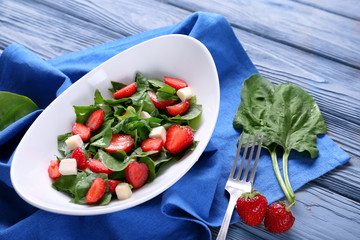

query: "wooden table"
left=1, top=0, right=359, bottom=239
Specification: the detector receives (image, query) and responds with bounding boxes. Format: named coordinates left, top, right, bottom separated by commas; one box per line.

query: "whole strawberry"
left=236, top=190, right=268, bottom=226
left=264, top=201, right=295, bottom=233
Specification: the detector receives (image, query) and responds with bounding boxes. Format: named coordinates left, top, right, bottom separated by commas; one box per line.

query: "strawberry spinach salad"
left=48, top=72, right=201, bottom=205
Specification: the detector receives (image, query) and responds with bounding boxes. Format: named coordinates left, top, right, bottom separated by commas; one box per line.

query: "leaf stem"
left=282, top=150, right=295, bottom=203
left=269, top=147, right=293, bottom=203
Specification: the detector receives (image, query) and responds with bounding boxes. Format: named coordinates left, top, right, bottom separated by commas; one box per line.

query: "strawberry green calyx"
left=240, top=190, right=261, bottom=200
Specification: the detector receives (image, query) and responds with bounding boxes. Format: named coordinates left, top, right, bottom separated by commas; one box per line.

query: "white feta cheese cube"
left=115, top=183, right=132, bottom=200
left=149, top=126, right=166, bottom=142
left=140, top=111, right=151, bottom=119
left=176, top=87, right=192, bottom=102
left=59, top=158, right=77, bottom=175
left=65, top=135, right=83, bottom=150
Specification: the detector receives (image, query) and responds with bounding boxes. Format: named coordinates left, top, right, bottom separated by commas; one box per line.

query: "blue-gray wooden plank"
left=292, top=0, right=360, bottom=20
left=161, top=0, right=360, bottom=69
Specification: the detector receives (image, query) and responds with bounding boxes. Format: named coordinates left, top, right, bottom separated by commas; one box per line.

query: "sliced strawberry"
left=86, top=109, right=104, bottom=131
left=87, top=159, right=113, bottom=174
left=108, top=180, right=121, bottom=194
left=147, top=90, right=177, bottom=109
left=48, top=160, right=61, bottom=180
left=163, top=76, right=188, bottom=91
left=85, top=178, right=107, bottom=203
left=72, top=123, right=91, bottom=141
left=166, top=100, right=190, bottom=116
left=104, top=133, right=134, bottom=153
left=125, top=161, right=149, bottom=189
left=141, top=138, right=163, bottom=154
left=164, top=125, right=194, bottom=154
left=113, top=82, right=137, bottom=99
left=70, top=147, right=87, bottom=171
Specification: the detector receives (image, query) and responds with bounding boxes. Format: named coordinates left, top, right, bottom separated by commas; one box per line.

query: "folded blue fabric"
left=0, top=12, right=350, bottom=239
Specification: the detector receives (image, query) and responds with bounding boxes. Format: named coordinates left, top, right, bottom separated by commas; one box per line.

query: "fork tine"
left=235, top=136, right=251, bottom=180
left=249, top=135, right=263, bottom=183
left=229, top=133, right=244, bottom=178
left=242, top=135, right=258, bottom=181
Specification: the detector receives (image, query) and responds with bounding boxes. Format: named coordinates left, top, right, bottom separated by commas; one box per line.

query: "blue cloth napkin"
left=0, top=12, right=350, bottom=239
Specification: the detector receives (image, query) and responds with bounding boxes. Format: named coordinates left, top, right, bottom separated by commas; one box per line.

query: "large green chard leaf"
left=233, top=74, right=327, bottom=158
left=0, top=92, right=39, bottom=131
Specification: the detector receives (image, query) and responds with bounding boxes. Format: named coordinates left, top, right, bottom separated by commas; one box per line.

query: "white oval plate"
left=10, top=34, right=219, bottom=215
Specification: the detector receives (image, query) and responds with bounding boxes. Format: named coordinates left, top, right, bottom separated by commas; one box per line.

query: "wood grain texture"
left=0, top=0, right=126, bottom=59
left=292, top=0, right=360, bottom=20
left=1, top=0, right=359, bottom=239
left=161, top=0, right=360, bottom=69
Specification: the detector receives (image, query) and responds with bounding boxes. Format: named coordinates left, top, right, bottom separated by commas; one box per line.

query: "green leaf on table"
left=232, top=73, right=327, bottom=204
left=233, top=73, right=327, bottom=157
left=0, top=92, right=39, bottom=131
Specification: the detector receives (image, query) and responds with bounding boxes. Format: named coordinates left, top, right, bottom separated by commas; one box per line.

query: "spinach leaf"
left=52, top=172, right=87, bottom=195
left=109, top=81, right=127, bottom=93
left=139, top=156, right=156, bottom=183
left=171, top=102, right=202, bottom=121
left=98, top=149, right=135, bottom=171
left=57, top=132, right=73, bottom=157
left=148, top=78, right=166, bottom=88
left=90, top=119, right=113, bottom=147
left=0, top=92, right=39, bottom=131
left=156, top=91, right=179, bottom=101
left=158, top=85, right=176, bottom=95
left=94, top=89, right=105, bottom=105
left=73, top=173, right=108, bottom=203
left=233, top=74, right=327, bottom=203
left=73, top=105, right=99, bottom=124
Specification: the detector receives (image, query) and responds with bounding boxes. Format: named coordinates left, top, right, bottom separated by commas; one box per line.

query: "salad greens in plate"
left=49, top=72, right=202, bottom=206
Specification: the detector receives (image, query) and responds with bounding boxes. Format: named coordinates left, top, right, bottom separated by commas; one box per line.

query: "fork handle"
left=216, top=194, right=238, bottom=240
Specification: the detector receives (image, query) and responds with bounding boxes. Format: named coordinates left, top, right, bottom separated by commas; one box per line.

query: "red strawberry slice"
left=85, top=178, right=107, bottom=203
left=141, top=138, right=163, bottom=154
left=86, top=109, right=104, bottom=131
left=164, top=125, right=194, bottom=154
left=108, top=180, right=121, bottom=194
left=48, top=160, right=61, bottom=180
left=104, top=133, right=134, bottom=153
left=87, top=159, right=113, bottom=174
left=70, top=147, right=87, bottom=171
left=113, top=82, right=137, bottom=99
left=236, top=190, right=268, bottom=226
left=72, top=122, right=91, bottom=141
left=147, top=90, right=177, bottom=109
left=163, top=76, right=188, bottom=91
left=125, top=161, right=149, bottom=189
left=264, top=201, right=295, bottom=233
left=166, top=100, right=190, bottom=116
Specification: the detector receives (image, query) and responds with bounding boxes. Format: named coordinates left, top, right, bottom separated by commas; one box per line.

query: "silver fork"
left=216, top=133, right=263, bottom=240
